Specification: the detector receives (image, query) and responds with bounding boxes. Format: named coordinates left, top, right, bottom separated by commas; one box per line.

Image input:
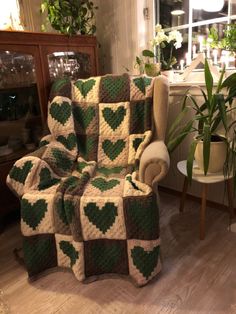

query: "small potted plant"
left=41, top=0, right=98, bottom=35
left=167, top=59, right=236, bottom=184
left=135, top=24, right=183, bottom=78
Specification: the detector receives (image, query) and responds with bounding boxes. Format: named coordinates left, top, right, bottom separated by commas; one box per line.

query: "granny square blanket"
left=7, top=74, right=161, bottom=286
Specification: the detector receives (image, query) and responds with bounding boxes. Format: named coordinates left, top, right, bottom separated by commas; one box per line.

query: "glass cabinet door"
left=0, top=50, right=43, bottom=162
left=47, top=51, right=92, bottom=82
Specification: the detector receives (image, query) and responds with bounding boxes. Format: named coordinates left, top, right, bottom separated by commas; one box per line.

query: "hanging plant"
left=41, top=0, right=98, bottom=35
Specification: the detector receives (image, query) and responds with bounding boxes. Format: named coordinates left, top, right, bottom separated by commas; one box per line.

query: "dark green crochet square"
left=76, top=134, right=98, bottom=161
left=123, top=194, right=159, bottom=240
left=130, top=99, right=152, bottom=134
left=100, top=74, right=130, bottom=103
left=84, top=239, right=128, bottom=276
left=23, top=234, right=57, bottom=277
left=49, top=77, right=72, bottom=101
left=42, top=147, right=74, bottom=177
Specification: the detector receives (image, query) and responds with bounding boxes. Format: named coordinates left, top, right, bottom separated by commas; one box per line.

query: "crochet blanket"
left=7, top=74, right=161, bottom=286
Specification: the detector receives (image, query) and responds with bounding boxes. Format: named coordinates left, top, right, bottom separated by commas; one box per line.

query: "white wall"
left=95, top=0, right=154, bottom=75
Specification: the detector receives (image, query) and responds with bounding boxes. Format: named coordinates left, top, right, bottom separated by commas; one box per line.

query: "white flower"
left=154, top=31, right=168, bottom=45
left=150, top=39, right=157, bottom=47
left=168, top=30, right=183, bottom=49
left=155, top=24, right=162, bottom=33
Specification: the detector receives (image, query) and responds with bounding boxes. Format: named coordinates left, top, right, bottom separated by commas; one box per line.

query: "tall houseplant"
left=41, top=0, right=97, bottom=35
left=167, top=59, right=236, bottom=187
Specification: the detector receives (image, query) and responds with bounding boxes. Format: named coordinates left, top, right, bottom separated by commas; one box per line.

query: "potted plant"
left=167, top=59, right=236, bottom=184
left=41, top=0, right=98, bottom=35
left=135, top=24, right=183, bottom=78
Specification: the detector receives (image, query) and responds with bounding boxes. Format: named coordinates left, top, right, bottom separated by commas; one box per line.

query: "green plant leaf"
left=216, top=93, right=227, bottom=131
left=167, top=106, right=190, bottom=141
left=211, top=113, right=222, bottom=133
left=136, top=56, right=142, bottom=66
left=187, top=140, right=197, bottom=183
left=167, top=121, right=193, bottom=153
left=204, top=59, right=213, bottom=104
left=216, top=65, right=226, bottom=93
left=142, top=49, right=155, bottom=58
left=203, top=124, right=211, bottom=175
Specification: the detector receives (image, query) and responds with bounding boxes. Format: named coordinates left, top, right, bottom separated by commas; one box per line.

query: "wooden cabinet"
left=0, top=30, right=98, bottom=120
left=0, top=31, right=98, bottom=226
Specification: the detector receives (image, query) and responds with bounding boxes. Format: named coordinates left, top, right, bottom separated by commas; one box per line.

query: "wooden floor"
left=1, top=191, right=236, bottom=314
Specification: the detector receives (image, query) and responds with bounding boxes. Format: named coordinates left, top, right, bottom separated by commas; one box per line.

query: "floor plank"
left=0, top=191, right=236, bottom=314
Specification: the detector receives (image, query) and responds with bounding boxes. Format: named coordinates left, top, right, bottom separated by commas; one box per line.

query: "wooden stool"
left=177, top=160, right=234, bottom=240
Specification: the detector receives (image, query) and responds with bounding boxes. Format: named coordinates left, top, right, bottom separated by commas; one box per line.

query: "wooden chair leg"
left=200, top=184, right=208, bottom=240
left=227, top=178, right=234, bottom=221
left=179, top=177, right=188, bottom=213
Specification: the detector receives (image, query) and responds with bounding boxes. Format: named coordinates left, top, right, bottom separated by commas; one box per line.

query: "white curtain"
left=0, top=0, right=24, bottom=30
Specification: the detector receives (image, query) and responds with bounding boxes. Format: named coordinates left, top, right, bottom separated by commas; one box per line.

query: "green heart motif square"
left=21, top=198, right=47, bottom=230
left=133, top=77, right=146, bottom=95
left=91, top=177, right=120, bottom=192
left=133, top=77, right=152, bottom=95
left=84, top=202, right=118, bottom=234
left=50, top=101, right=71, bottom=125
left=38, top=168, right=60, bottom=190
left=57, top=133, right=77, bottom=150
left=59, top=240, right=79, bottom=267
left=102, top=139, right=125, bottom=161
left=102, top=106, right=126, bottom=131
left=73, top=106, right=95, bottom=130
left=131, top=245, right=160, bottom=280
left=9, top=160, right=33, bottom=184
left=74, top=79, right=96, bottom=98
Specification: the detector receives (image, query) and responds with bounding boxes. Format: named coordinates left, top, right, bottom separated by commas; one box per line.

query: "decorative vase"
left=194, top=137, right=227, bottom=173
left=161, top=70, right=174, bottom=82
left=145, top=63, right=160, bottom=77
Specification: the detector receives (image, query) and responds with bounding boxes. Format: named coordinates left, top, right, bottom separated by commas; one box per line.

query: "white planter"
left=145, top=63, right=160, bottom=77
left=194, top=139, right=227, bottom=173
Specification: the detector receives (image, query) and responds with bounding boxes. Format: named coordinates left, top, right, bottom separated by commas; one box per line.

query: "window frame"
left=155, top=0, right=236, bottom=61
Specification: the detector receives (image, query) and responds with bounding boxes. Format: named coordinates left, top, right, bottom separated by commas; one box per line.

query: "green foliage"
left=209, top=24, right=236, bottom=51
left=167, top=59, right=236, bottom=185
left=41, top=0, right=98, bottom=35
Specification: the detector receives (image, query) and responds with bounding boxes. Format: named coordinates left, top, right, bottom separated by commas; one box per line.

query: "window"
left=155, top=0, right=236, bottom=68
left=0, top=0, right=23, bottom=30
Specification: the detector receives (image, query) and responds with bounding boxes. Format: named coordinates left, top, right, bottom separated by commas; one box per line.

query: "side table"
left=177, top=160, right=234, bottom=240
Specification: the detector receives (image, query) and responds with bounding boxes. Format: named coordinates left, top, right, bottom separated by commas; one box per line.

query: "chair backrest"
left=48, top=74, right=169, bottom=167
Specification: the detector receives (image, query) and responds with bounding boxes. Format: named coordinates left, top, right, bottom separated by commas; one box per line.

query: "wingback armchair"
left=7, top=74, right=169, bottom=286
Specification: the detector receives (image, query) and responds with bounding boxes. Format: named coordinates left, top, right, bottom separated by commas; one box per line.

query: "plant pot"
left=161, top=70, right=174, bottom=82
left=145, top=63, right=160, bottom=77
left=194, top=137, right=227, bottom=173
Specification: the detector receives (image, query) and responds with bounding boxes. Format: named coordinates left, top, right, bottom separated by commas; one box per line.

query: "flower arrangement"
left=136, top=24, right=183, bottom=75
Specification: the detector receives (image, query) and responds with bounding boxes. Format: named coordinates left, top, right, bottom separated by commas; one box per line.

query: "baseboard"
left=159, top=185, right=236, bottom=213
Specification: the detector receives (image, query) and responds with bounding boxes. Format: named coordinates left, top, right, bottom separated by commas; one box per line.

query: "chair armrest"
left=139, top=140, right=170, bottom=187
left=7, top=154, right=42, bottom=198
